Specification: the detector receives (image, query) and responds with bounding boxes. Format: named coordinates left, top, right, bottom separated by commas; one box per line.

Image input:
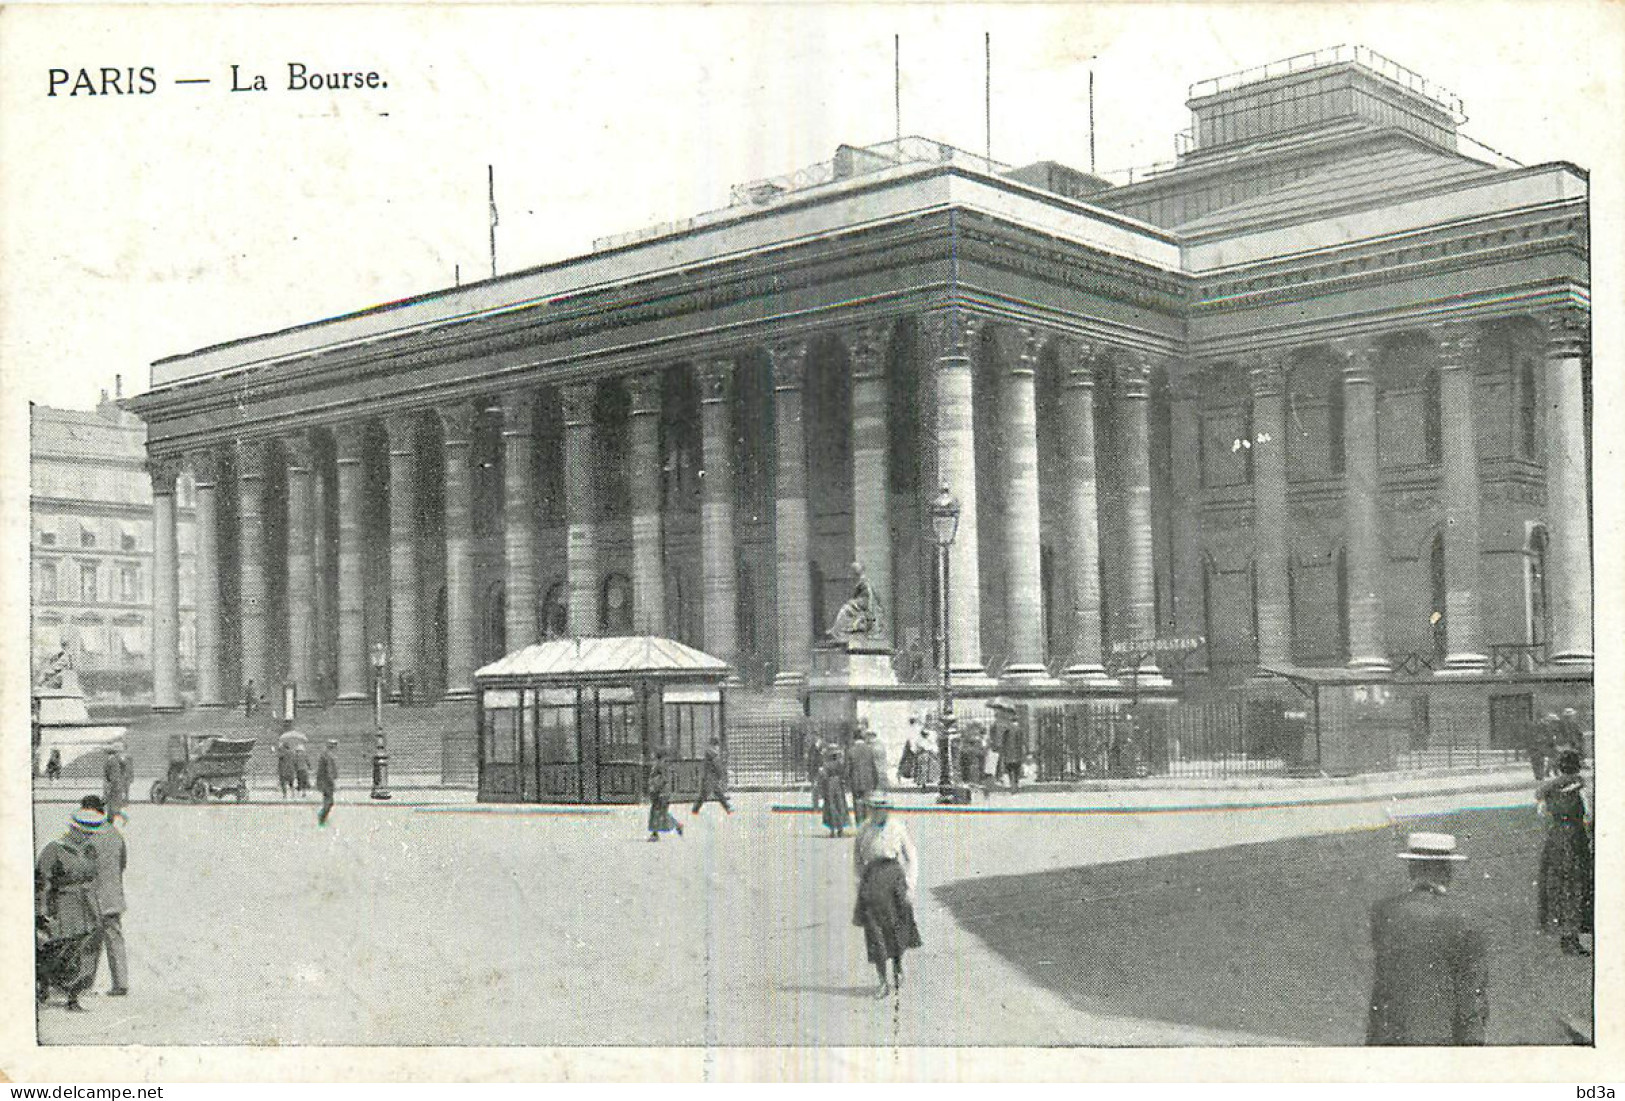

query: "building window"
left=80, top=528, right=97, bottom=549
left=80, top=563, right=99, bottom=603
left=1516, top=356, right=1539, bottom=459
left=39, top=529, right=57, bottom=547
left=1526, top=527, right=1550, bottom=647
left=38, top=561, right=57, bottom=601
left=119, top=564, right=139, bottom=603
left=1423, top=367, right=1443, bottom=465
left=120, top=531, right=137, bottom=551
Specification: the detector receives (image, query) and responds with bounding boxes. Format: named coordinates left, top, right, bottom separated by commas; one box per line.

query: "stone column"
left=442, top=404, right=477, bottom=697
left=848, top=324, right=893, bottom=649
left=501, top=392, right=539, bottom=651
left=1542, top=307, right=1593, bottom=667
left=697, top=360, right=739, bottom=667
left=1337, top=340, right=1390, bottom=671
left=236, top=439, right=269, bottom=701
left=560, top=382, right=599, bottom=638
left=1167, top=365, right=1206, bottom=662
left=1118, top=354, right=1166, bottom=679
left=999, top=326, right=1049, bottom=678
left=385, top=413, right=420, bottom=698
left=334, top=424, right=368, bottom=701
left=150, top=456, right=182, bottom=711
left=1248, top=357, right=1290, bottom=670
left=188, top=449, right=224, bottom=707
left=284, top=433, right=316, bottom=701
left=1436, top=322, right=1487, bottom=672
left=1061, top=344, right=1107, bottom=679
left=923, top=308, right=984, bottom=678
left=770, top=341, right=813, bottom=684
left=626, top=372, right=666, bottom=637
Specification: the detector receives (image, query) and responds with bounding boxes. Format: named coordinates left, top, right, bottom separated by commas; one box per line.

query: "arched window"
left=600, top=573, right=632, bottom=635
left=1526, top=527, right=1550, bottom=648
left=538, top=580, right=568, bottom=640
left=481, top=580, right=506, bottom=664
left=1429, top=534, right=1447, bottom=659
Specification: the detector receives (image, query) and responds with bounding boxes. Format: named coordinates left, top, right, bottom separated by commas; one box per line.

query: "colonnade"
left=146, top=305, right=1592, bottom=710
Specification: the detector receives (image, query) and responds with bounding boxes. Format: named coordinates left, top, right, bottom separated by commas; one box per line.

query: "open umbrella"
left=276, top=729, right=308, bottom=752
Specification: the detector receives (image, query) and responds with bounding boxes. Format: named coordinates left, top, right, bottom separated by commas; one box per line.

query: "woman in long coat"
left=1537, top=749, right=1593, bottom=955
left=819, top=744, right=851, bottom=837
left=852, top=794, right=922, bottom=997
left=35, top=808, right=106, bottom=1011
left=645, top=749, right=683, bottom=842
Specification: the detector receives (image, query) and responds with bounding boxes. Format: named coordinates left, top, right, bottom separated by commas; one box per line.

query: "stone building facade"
left=128, top=48, right=1590, bottom=749
left=31, top=389, right=197, bottom=708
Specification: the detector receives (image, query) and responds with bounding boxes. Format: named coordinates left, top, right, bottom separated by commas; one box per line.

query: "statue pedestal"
left=810, top=640, right=897, bottom=688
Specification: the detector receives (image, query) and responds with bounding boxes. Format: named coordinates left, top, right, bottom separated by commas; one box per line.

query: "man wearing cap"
left=35, top=807, right=106, bottom=1011
left=1367, top=832, right=1489, bottom=1045
left=316, top=739, right=339, bottom=826
left=78, top=796, right=129, bottom=996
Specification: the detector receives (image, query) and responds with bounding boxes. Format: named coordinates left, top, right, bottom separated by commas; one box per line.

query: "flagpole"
left=894, top=34, right=901, bottom=145
left=488, top=164, right=497, bottom=279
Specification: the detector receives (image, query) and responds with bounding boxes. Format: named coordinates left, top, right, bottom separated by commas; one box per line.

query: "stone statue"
left=37, top=640, right=74, bottom=689
left=828, top=561, right=882, bottom=640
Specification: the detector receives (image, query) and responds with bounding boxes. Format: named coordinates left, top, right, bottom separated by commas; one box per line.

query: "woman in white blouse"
left=851, top=794, right=923, bottom=997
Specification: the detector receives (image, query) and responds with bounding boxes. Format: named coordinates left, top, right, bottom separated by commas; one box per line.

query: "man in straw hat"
left=1367, top=831, right=1488, bottom=1045
left=35, top=806, right=107, bottom=1011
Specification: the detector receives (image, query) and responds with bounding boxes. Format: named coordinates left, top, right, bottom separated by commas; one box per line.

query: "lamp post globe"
left=930, top=486, right=963, bottom=804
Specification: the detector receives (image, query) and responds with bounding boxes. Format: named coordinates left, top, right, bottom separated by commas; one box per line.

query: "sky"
left=2, top=1, right=1621, bottom=412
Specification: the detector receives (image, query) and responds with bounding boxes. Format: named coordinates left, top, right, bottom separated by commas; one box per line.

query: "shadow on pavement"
left=935, top=807, right=1592, bottom=1045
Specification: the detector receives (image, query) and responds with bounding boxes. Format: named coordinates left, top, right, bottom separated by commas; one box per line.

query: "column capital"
left=768, top=341, right=810, bottom=390
left=1062, top=346, right=1099, bottom=391
left=1433, top=319, right=1479, bottom=372
left=333, top=421, right=367, bottom=463
left=559, top=381, right=597, bottom=427
left=1010, top=325, right=1042, bottom=378
left=438, top=402, right=477, bottom=445
left=1112, top=352, right=1153, bottom=399
left=283, top=432, right=314, bottom=471
left=1540, top=305, right=1590, bottom=360
left=499, top=390, right=537, bottom=433
left=848, top=323, right=890, bottom=381
left=235, top=437, right=268, bottom=477
left=186, top=447, right=220, bottom=488
left=146, top=454, right=182, bottom=495
left=383, top=410, right=419, bottom=449
left=1245, top=355, right=1285, bottom=398
left=920, top=307, right=983, bottom=357
left=697, top=359, right=734, bottom=404
left=1332, top=339, right=1379, bottom=385
left=625, top=370, right=664, bottom=416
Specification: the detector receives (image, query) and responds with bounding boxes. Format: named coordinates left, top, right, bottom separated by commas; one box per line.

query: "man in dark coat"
left=990, top=699, right=1026, bottom=792
left=316, top=739, right=339, bottom=826
left=645, top=748, right=683, bottom=842
left=848, top=727, right=881, bottom=823
left=102, top=743, right=131, bottom=823
left=691, top=734, right=732, bottom=815
left=1367, top=832, right=1488, bottom=1045
left=79, top=796, right=129, bottom=995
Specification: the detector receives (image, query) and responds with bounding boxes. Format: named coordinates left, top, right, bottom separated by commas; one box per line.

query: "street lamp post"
left=370, top=642, right=392, bottom=800
left=931, top=486, right=964, bottom=805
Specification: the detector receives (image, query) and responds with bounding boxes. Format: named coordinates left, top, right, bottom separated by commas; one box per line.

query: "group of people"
left=34, top=796, right=130, bottom=1012
left=898, top=699, right=1028, bottom=794
left=645, top=733, right=731, bottom=841
left=809, top=721, right=889, bottom=837
left=1367, top=745, right=1594, bottom=1045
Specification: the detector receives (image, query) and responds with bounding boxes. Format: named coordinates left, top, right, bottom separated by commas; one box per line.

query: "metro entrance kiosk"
left=474, top=636, right=729, bottom=804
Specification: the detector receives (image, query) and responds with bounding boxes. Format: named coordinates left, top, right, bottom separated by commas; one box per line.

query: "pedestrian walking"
left=277, top=742, right=297, bottom=799
left=848, top=727, right=881, bottom=823
left=991, top=699, right=1025, bottom=792
left=645, top=748, right=683, bottom=842
left=316, top=739, right=338, bottom=826
left=294, top=742, right=312, bottom=797
left=690, top=734, right=732, bottom=815
left=1528, top=714, right=1558, bottom=781
left=819, top=743, right=851, bottom=838
left=1555, top=708, right=1585, bottom=755
left=1366, top=832, right=1488, bottom=1045
left=806, top=731, right=826, bottom=811
left=46, top=747, right=62, bottom=781
left=242, top=678, right=258, bottom=719
left=958, top=720, right=985, bottom=794
left=102, top=743, right=130, bottom=823
left=851, top=794, right=922, bottom=998
left=35, top=807, right=107, bottom=1012
left=1536, top=750, right=1593, bottom=956
left=78, top=796, right=129, bottom=996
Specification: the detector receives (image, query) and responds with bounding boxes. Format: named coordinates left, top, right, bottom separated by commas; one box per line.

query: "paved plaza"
left=32, top=779, right=1585, bottom=1047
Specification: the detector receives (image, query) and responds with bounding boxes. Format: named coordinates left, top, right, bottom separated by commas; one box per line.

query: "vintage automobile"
left=149, top=734, right=256, bottom=804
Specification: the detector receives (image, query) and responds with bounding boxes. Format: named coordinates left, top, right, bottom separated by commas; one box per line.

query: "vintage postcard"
left=1, top=0, right=1620, bottom=1083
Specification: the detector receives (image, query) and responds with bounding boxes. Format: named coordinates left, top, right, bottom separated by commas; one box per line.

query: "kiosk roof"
left=474, top=636, right=729, bottom=681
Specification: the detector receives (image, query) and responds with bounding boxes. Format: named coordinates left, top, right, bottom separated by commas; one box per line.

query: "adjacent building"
left=126, top=46, right=1591, bottom=762
left=32, top=386, right=197, bottom=709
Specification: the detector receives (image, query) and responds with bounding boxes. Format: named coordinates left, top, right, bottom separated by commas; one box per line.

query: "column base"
left=1551, top=650, right=1595, bottom=669
left=1436, top=653, right=1488, bottom=676
left=334, top=693, right=370, bottom=705
left=999, top=662, right=1051, bottom=679
left=195, top=700, right=232, bottom=710
left=441, top=688, right=476, bottom=702
left=151, top=704, right=185, bottom=715
left=1122, top=664, right=1172, bottom=690
left=947, top=665, right=996, bottom=690
left=773, top=671, right=809, bottom=690
left=1346, top=656, right=1392, bottom=675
